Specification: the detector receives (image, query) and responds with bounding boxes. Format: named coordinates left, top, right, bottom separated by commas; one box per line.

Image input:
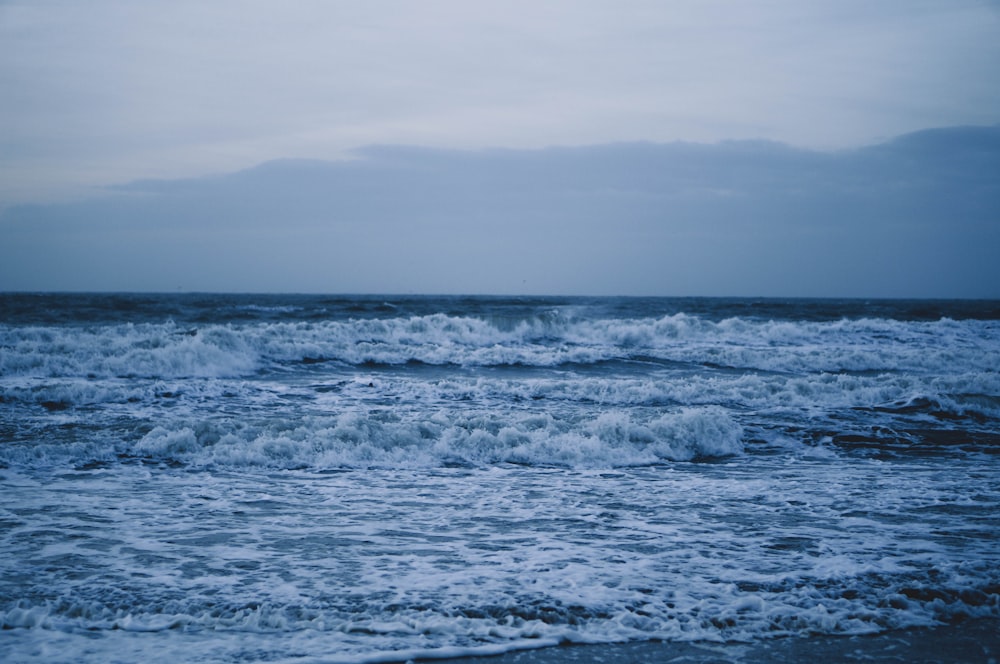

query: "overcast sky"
left=1, top=1, right=999, bottom=296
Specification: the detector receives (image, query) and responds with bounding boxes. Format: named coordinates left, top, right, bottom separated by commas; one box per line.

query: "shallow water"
left=2, top=294, right=999, bottom=662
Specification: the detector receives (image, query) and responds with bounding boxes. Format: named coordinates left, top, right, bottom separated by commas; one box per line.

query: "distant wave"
left=3, top=313, right=998, bottom=379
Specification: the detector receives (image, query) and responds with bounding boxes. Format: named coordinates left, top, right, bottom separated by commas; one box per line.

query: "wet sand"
left=432, top=619, right=999, bottom=663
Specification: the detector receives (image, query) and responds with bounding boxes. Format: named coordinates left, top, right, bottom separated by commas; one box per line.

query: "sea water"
left=1, top=294, right=998, bottom=662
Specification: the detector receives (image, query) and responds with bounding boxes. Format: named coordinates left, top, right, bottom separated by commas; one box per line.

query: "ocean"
left=1, top=293, right=998, bottom=663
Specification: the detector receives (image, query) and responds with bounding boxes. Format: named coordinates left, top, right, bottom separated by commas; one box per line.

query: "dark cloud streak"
left=2, top=126, right=998, bottom=297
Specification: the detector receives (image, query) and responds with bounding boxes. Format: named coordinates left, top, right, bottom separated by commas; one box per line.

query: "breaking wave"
left=2, top=313, right=997, bottom=379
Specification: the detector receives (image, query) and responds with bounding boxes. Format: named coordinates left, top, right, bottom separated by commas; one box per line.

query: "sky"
left=1, top=0, right=999, bottom=297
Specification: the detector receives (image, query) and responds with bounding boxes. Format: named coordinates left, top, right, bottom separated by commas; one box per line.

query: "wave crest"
left=129, top=407, right=743, bottom=470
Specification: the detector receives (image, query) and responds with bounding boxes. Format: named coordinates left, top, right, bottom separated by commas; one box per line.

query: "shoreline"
left=431, top=619, right=1000, bottom=663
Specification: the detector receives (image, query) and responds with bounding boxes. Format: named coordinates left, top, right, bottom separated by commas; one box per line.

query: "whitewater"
left=1, top=294, right=998, bottom=662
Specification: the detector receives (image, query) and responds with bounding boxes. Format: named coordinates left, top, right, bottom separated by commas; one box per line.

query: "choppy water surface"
left=2, top=294, right=998, bottom=662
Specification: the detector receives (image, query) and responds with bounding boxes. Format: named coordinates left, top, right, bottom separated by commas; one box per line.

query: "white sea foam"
left=2, top=457, right=997, bottom=663
left=2, top=339, right=996, bottom=472
left=3, top=367, right=998, bottom=421
left=2, top=300, right=998, bottom=662
left=125, top=406, right=743, bottom=470
left=2, top=314, right=998, bottom=378
left=0, top=323, right=261, bottom=378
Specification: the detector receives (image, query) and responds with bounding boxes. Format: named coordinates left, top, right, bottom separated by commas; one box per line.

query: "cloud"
left=2, top=126, right=998, bottom=297
left=2, top=1, right=998, bottom=206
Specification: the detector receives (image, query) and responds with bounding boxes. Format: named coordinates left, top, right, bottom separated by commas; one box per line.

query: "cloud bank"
left=2, top=126, right=998, bottom=297
left=2, top=1, right=998, bottom=206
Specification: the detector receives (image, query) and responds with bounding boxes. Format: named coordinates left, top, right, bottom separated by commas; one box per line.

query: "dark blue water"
left=4, top=293, right=999, bottom=325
